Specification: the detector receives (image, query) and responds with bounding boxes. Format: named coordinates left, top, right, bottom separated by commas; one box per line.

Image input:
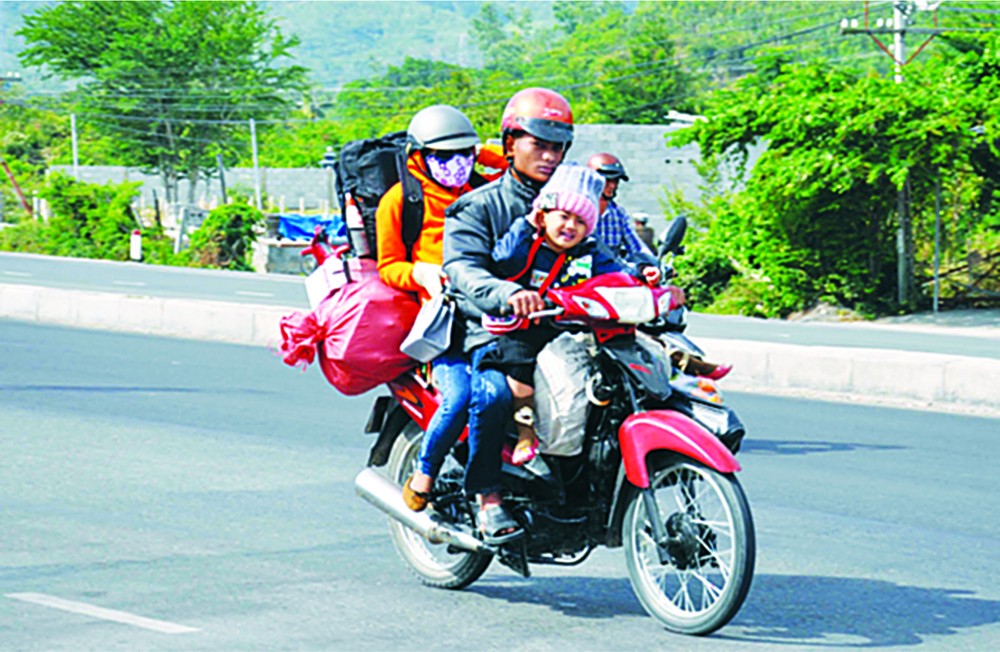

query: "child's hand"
left=641, top=266, right=661, bottom=286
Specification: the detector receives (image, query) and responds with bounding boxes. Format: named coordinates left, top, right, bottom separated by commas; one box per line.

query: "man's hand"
left=666, top=285, right=686, bottom=309
left=507, top=289, right=546, bottom=317
left=412, top=261, right=444, bottom=297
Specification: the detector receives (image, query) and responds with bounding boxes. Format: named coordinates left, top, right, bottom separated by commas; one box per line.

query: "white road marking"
left=3, top=271, right=32, bottom=277
left=6, top=592, right=199, bottom=634
left=112, top=281, right=147, bottom=287
left=235, top=291, right=274, bottom=298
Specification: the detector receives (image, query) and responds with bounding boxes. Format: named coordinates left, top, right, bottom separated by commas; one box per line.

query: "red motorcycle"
left=355, top=222, right=754, bottom=635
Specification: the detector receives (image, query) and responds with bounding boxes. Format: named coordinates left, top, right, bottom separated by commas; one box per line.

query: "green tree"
left=670, top=38, right=999, bottom=316
left=18, top=0, right=308, bottom=204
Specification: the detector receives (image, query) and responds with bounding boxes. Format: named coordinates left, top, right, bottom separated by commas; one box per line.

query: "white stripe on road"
left=112, top=281, right=147, bottom=287
left=6, top=592, right=199, bottom=634
left=235, top=291, right=274, bottom=298
left=3, top=271, right=32, bottom=277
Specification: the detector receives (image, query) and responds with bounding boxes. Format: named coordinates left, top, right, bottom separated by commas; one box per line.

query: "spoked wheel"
left=623, top=456, right=755, bottom=635
left=385, top=420, right=491, bottom=589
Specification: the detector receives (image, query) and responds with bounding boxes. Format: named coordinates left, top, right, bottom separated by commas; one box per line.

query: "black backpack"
left=334, top=131, right=424, bottom=260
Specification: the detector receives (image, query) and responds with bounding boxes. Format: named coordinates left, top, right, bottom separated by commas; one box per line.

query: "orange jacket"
left=376, top=153, right=466, bottom=303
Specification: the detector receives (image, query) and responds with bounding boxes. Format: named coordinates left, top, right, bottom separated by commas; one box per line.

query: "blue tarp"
left=277, top=213, right=347, bottom=242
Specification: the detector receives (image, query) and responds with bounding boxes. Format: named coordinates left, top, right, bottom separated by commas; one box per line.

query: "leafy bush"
left=184, top=203, right=263, bottom=271
left=0, top=173, right=177, bottom=262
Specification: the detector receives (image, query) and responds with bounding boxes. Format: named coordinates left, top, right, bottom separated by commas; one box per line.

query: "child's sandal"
left=512, top=438, right=538, bottom=466
left=512, top=405, right=538, bottom=466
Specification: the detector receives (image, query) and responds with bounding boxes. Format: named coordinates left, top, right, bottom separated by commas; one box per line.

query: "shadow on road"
left=470, top=574, right=999, bottom=647
left=727, top=574, right=1000, bottom=647
left=742, top=439, right=906, bottom=456
left=468, top=576, right=647, bottom=619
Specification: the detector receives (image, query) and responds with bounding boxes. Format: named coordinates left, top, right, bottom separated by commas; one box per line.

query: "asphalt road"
left=2, top=251, right=998, bottom=360
left=1, top=321, right=998, bottom=650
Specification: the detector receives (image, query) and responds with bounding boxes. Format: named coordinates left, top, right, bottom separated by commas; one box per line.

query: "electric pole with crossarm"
left=840, top=1, right=944, bottom=306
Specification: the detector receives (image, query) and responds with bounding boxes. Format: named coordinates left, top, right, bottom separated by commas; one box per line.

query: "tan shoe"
left=402, top=475, right=430, bottom=512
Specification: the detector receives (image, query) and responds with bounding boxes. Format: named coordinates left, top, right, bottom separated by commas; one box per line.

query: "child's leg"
left=508, top=377, right=538, bottom=464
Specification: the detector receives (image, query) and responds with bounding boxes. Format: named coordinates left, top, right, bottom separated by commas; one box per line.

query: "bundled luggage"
left=278, top=258, right=420, bottom=396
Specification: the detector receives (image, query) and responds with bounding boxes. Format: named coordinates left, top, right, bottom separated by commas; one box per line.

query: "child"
left=481, top=163, right=658, bottom=465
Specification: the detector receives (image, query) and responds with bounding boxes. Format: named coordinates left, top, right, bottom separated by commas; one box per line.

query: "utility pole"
left=841, top=0, right=943, bottom=307
left=70, top=113, right=79, bottom=180
left=216, top=153, right=228, bottom=205
left=249, top=118, right=262, bottom=211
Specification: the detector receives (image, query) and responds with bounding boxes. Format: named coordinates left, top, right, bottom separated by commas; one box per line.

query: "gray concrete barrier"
left=2, top=282, right=997, bottom=416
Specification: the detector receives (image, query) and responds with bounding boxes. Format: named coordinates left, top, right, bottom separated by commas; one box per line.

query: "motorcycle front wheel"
left=385, top=420, right=492, bottom=589
left=623, top=456, right=755, bottom=635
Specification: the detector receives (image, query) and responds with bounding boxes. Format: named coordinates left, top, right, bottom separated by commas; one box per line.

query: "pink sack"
left=279, top=263, right=420, bottom=395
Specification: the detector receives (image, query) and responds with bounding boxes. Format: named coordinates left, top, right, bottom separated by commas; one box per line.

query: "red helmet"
left=587, top=152, right=629, bottom=182
left=500, top=87, right=574, bottom=148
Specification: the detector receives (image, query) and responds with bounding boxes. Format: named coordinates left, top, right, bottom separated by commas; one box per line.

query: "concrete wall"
left=572, top=123, right=702, bottom=220
left=51, top=123, right=760, bottom=235
left=49, top=165, right=336, bottom=214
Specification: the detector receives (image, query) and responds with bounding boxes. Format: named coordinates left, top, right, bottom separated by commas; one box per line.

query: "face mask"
left=426, top=151, right=474, bottom=188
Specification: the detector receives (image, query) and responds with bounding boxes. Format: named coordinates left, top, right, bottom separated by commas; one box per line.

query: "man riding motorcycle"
left=443, top=87, right=589, bottom=542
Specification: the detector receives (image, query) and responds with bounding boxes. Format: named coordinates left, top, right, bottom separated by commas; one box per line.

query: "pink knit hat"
left=532, top=163, right=605, bottom=236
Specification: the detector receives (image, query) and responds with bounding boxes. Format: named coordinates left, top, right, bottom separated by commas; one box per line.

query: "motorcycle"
left=354, top=217, right=754, bottom=635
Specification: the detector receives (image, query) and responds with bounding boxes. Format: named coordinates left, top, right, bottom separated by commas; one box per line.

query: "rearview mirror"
left=658, top=215, right=688, bottom=257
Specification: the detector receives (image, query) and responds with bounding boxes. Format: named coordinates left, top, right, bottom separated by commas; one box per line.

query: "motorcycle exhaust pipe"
left=354, top=468, right=490, bottom=555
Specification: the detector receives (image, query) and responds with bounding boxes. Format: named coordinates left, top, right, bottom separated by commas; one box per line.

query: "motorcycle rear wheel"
left=624, top=456, right=755, bottom=635
left=385, top=420, right=492, bottom=589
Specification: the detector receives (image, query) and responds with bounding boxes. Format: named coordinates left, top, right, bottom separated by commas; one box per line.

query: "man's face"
left=509, top=135, right=566, bottom=183
left=602, top=177, right=620, bottom=200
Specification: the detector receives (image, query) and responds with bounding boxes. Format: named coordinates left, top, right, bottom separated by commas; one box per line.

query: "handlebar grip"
left=526, top=307, right=564, bottom=320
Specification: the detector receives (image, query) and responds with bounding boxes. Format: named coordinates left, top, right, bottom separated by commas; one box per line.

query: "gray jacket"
left=443, top=168, right=540, bottom=352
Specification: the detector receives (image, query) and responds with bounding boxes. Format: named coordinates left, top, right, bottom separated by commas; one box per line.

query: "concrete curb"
left=698, top=338, right=1000, bottom=414
left=0, top=283, right=288, bottom=348
left=2, top=282, right=998, bottom=416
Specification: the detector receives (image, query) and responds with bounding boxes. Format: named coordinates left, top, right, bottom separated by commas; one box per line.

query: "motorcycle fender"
left=387, top=374, right=440, bottom=433
left=366, top=404, right=411, bottom=467
left=368, top=373, right=443, bottom=467
left=618, top=410, right=740, bottom=488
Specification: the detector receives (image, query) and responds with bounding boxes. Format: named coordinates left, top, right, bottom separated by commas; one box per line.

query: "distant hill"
left=0, top=1, right=58, bottom=91
left=0, top=0, right=552, bottom=91
left=3, top=0, right=951, bottom=98
left=264, top=0, right=525, bottom=87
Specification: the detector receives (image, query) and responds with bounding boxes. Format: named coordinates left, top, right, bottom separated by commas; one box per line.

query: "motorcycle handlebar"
left=526, top=306, right=564, bottom=320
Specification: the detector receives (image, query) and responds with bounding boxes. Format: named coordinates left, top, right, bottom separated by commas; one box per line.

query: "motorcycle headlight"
left=595, top=287, right=656, bottom=324
left=691, top=400, right=729, bottom=434
left=572, top=296, right=610, bottom=319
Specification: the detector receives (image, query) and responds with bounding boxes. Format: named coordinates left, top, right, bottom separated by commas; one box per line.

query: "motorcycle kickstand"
left=497, top=537, right=531, bottom=578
